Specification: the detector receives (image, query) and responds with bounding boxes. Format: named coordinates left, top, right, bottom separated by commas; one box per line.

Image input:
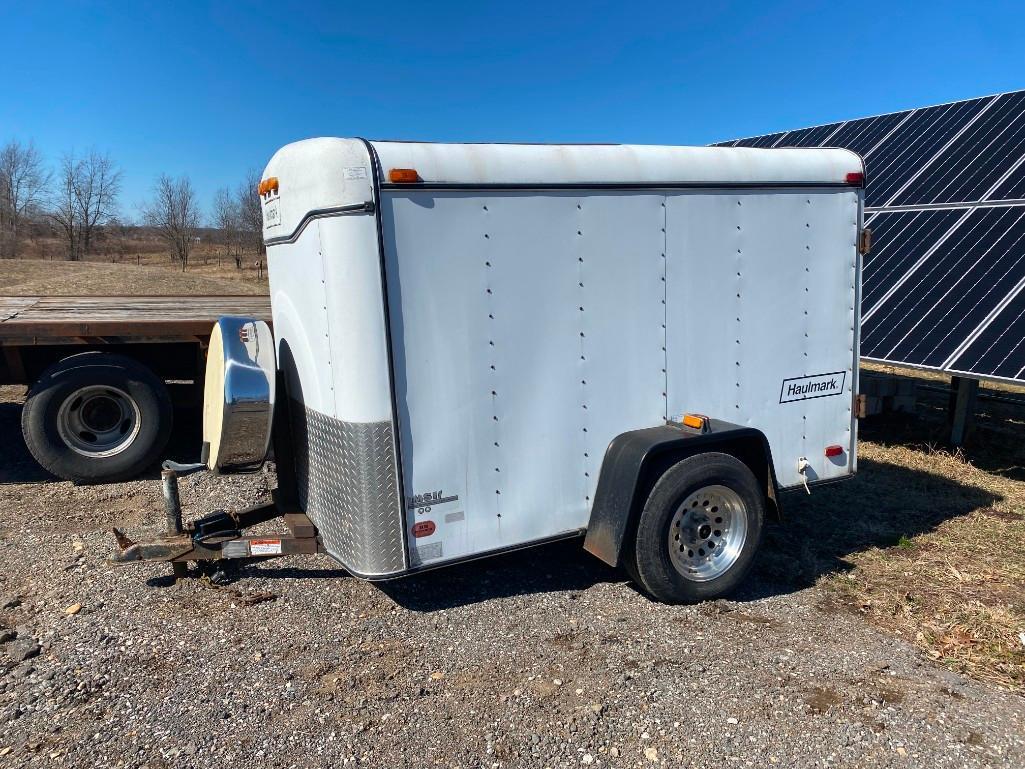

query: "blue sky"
left=5, top=1, right=1025, bottom=220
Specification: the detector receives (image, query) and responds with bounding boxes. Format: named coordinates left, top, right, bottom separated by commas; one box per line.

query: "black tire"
left=628, top=452, right=764, bottom=603
left=21, top=352, right=173, bottom=484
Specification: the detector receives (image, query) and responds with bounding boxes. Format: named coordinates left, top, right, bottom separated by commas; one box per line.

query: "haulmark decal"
left=780, top=371, right=847, bottom=404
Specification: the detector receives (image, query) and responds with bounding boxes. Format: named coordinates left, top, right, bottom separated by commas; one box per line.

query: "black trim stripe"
left=360, top=137, right=413, bottom=573
left=381, top=181, right=859, bottom=192
left=263, top=201, right=375, bottom=246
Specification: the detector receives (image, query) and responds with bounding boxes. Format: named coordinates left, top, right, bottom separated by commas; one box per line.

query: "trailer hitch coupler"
left=162, top=468, right=184, bottom=536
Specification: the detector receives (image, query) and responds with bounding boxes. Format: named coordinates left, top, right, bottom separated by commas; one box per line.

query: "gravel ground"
left=1, top=385, right=1023, bottom=768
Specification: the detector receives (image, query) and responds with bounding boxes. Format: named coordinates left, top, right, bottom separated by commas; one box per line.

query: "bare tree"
left=213, top=186, right=240, bottom=265
left=50, top=156, right=81, bottom=260
left=0, top=140, right=50, bottom=258
left=105, top=216, right=132, bottom=262
left=236, top=169, right=263, bottom=267
left=143, top=174, right=201, bottom=271
left=49, top=150, right=122, bottom=261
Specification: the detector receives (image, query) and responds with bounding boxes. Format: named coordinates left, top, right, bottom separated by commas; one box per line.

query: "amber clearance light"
left=388, top=168, right=421, bottom=184
left=681, top=413, right=708, bottom=431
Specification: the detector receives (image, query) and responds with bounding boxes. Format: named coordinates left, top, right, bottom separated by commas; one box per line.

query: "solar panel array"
left=716, top=90, right=1025, bottom=384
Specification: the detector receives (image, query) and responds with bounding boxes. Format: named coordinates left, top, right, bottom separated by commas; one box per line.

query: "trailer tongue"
left=110, top=138, right=866, bottom=603
left=110, top=465, right=318, bottom=575
left=111, top=314, right=297, bottom=574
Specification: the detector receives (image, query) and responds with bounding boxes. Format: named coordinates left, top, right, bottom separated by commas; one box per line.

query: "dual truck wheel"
left=21, top=353, right=172, bottom=483
left=626, top=452, right=765, bottom=603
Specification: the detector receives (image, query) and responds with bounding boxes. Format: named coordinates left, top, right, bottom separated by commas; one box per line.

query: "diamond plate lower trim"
left=291, top=401, right=406, bottom=576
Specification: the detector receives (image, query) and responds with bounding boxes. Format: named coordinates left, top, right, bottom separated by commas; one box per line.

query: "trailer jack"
left=110, top=464, right=323, bottom=582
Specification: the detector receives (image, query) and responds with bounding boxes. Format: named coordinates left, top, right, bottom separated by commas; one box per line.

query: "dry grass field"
left=0, top=258, right=267, bottom=296
left=2, top=234, right=268, bottom=296
left=782, top=367, right=1025, bottom=692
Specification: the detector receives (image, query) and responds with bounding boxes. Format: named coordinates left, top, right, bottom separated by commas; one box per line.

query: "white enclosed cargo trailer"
left=115, top=139, right=867, bottom=603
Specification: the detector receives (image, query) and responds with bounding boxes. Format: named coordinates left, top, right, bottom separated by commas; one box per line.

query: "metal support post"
left=161, top=467, right=188, bottom=580
left=949, top=376, right=978, bottom=448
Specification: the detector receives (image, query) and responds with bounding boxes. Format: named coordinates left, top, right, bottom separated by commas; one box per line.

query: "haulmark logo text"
left=779, top=371, right=847, bottom=404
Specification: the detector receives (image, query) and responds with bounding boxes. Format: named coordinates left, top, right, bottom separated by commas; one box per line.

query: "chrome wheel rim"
left=668, top=484, right=748, bottom=582
left=57, top=385, right=141, bottom=458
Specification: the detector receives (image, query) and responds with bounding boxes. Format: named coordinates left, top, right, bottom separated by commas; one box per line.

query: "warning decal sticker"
left=250, top=539, right=283, bottom=556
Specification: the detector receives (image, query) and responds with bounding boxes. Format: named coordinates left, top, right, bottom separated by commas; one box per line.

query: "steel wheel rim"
left=57, top=385, right=142, bottom=458
left=668, top=484, right=748, bottom=582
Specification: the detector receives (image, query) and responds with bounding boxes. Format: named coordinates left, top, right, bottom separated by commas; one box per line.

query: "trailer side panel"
left=382, top=190, right=668, bottom=566
left=383, top=187, right=859, bottom=568
left=665, top=188, right=859, bottom=488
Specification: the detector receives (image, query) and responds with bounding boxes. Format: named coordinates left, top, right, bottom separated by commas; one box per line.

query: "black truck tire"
left=627, top=452, right=764, bottom=603
left=21, top=352, right=173, bottom=484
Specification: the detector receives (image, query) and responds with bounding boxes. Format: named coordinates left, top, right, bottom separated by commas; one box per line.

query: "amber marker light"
left=389, top=168, right=421, bottom=184
left=681, top=413, right=707, bottom=430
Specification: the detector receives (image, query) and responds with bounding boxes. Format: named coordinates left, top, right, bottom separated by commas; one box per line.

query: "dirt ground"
left=1, top=373, right=1024, bottom=767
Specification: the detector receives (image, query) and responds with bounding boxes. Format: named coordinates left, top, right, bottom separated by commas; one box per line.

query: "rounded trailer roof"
left=369, top=141, right=864, bottom=187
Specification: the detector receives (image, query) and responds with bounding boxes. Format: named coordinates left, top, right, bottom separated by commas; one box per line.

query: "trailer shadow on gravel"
left=154, top=453, right=998, bottom=611
left=162, top=539, right=620, bottom=609
left=378, top=454, right=996, bottom=611
left=378, top=537, right=622, bottom=611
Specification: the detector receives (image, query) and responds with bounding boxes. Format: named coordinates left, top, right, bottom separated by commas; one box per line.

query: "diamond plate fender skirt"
left=583, top=421, right=782, bottom=568
left=291, top=402, right=407, bottom=577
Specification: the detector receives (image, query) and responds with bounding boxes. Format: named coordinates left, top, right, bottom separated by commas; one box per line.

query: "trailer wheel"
left=628, top=452, right=764, bottom=603
left=21, top=352, right=173, bottom=484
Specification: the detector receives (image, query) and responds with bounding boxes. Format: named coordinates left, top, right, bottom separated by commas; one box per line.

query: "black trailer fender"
left=583, top=420, right=782, bottom=568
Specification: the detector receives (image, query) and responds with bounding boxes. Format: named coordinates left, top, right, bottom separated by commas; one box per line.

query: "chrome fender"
left=202, top=316, right=276, bottom=473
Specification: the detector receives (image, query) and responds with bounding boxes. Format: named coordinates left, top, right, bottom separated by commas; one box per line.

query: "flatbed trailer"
left=0, top=295, right=271, bottom=483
